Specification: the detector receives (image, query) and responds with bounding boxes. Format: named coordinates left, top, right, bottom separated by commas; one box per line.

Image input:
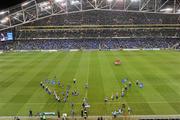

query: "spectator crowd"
left=1, top=38, right=180, bottom=50
left=1, top=10, right=180, bottom=51
left=27, top=10, right=180, bottom=26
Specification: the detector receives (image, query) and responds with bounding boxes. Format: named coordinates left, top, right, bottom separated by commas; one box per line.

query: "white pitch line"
left=0, top=115, right=180, bottom=119
left=1, top=101, right=180, bottom=104
left=85, top=53, right=90, bottom=98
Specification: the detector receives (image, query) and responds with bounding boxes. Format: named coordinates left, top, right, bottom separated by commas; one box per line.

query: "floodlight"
left=0, top=17, right=9, bottom=24
left=61, top=2, right=66, bottom=7
left=54, top=0, right=64, bottom=3
left=0, top=11, right=6, bottom=15
left=107, top=0, right=113, bottom=3
left=39, top=1, right=52, bottom=11
left=13, top=12, right=22, bottom=19
left=70, top=0, right=80, bottom=5
left=160, top=8, right=173, bottom=12
left=46, top=6, right=52, bottom=10
left=131, top=0, right=139, bottom=2
left=39, top=1, right=50, bottom=6
left=21, top=1, right=31, bottom=7
left=177, top=9, right=180, bottom=13
left=0, top=11, right=9, bottom=15
left=116, top=0, right=123, bottom=2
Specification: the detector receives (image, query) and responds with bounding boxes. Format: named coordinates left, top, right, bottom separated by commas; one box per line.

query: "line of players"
left=40, top=81, right=61, bottom=102
left=104, top=79, right=144, bottom=102
left=40, top=78, right=82, bottom=103
left=40, top=81, right=72, bottom=102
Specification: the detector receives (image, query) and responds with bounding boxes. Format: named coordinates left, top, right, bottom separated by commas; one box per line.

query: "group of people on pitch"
left=104, top=79, right=132, bottom=102
left=112, top=103, right=132, bottom=117
left=81, top=97, right=90, bottom=120
left=104, top=78, right=144, bottom=103
left=40, top=81, right=52, bottom=95
left=40, top=77, right=82, bottom=103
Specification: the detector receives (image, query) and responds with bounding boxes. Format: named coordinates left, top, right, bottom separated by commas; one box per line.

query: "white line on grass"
left=2, top=101, right=180, bottom=104
left=85, top=53, right=90, bottom=99
left=0, top=115, right=180, bottom=119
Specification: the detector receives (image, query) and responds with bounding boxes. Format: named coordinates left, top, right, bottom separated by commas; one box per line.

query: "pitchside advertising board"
left=0, top=32, right=14, bottom=41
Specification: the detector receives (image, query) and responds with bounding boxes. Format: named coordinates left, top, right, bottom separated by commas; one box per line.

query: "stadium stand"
left=0, top=10, right=179, bottom=51
left=1, top=38, right=180, bottom=50
left=26, top=11, right=180, bottom=26
left=0, top=8, right=180, bottom=51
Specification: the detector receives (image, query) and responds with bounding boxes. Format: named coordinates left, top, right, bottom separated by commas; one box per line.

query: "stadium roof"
left=0, top=0, right=180, bottom=31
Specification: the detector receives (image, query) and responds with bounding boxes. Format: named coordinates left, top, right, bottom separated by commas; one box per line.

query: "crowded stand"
left=1, top=38, right=180, bottom=50
left=1, top=10, right=180, bottom=51
left=16, top=28, right=180, bottom=39
left=26, top=10, right=180, bottom=26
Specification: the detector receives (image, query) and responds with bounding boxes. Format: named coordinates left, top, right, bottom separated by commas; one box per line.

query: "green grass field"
left=0, top=51, right=180, bottom=116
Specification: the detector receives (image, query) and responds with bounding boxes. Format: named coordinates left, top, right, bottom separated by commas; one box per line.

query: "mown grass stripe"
left=113, top=51, right=155, bottom=115
left=17, top=52, right=68, bottom=115
left=127, top=51, right=178, bottom=115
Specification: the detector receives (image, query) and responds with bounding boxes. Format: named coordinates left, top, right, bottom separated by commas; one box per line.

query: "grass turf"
left=0, top=51, right=180, bottom=116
